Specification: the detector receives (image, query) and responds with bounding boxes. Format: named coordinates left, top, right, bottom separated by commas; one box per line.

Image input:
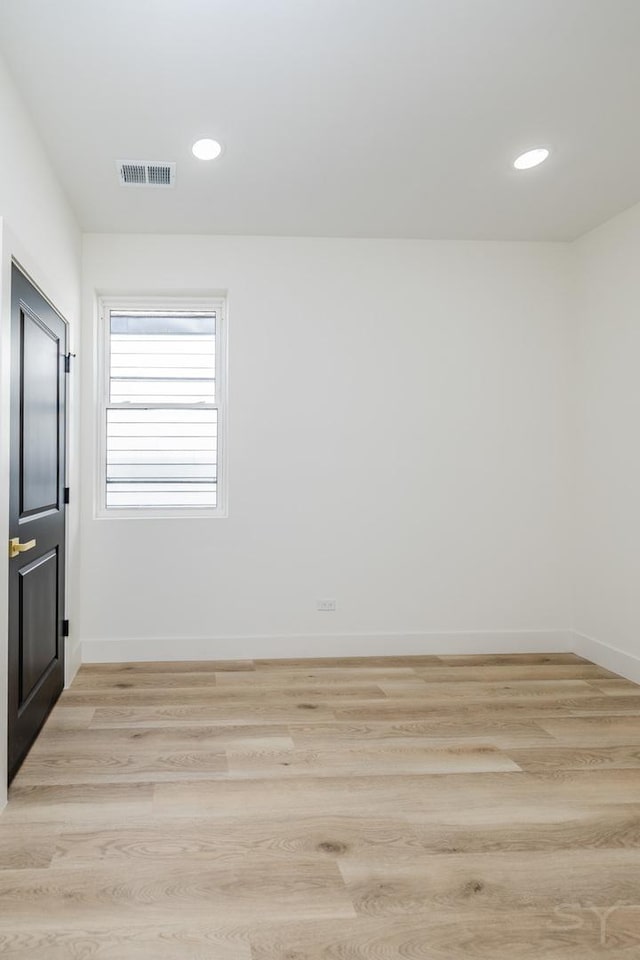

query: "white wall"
left=573, top=200, right=640, bottom=679
left=80, top=234, right=573, bottom=661
left=0, top=55, right=81, bottom=804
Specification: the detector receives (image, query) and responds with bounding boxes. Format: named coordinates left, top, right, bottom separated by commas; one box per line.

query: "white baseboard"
left=81, top=628, right=573, bottom=664
left=572, top=630, right=640, bottom=684
left=65, top=636, right=82, bottom=686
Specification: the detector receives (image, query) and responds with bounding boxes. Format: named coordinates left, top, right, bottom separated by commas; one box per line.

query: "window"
left=98, top=297, right=226, bottom=517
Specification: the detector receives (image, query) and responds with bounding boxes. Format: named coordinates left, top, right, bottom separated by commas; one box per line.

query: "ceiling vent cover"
left=117, top=161, right=176, bottom=187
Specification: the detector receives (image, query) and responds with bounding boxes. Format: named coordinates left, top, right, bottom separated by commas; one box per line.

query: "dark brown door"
left=8, top=264, right=67, bottom=782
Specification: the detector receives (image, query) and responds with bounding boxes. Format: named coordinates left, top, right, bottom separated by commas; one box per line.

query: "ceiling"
left=1, top=0, right=640, bottom=240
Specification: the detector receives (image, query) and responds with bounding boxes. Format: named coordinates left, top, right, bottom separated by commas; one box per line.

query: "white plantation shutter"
left=103, top=307, right=224, bottom=511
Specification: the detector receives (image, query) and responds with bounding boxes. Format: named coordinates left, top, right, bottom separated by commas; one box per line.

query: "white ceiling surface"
left=1, top=0, right=640, bottom=240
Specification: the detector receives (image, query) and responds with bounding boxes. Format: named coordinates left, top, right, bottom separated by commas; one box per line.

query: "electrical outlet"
left=317, top=599, right=336, bottom=612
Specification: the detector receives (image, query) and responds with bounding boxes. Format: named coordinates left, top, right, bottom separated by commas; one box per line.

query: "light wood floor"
left=3, top=653, right=640, bottom=958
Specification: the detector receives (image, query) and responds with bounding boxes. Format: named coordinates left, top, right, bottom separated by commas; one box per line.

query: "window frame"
left=95, top=294, right=228, bottom=520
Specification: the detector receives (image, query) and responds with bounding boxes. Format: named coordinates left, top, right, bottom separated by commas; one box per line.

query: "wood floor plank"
left=404, top=802, right=640, bottom=854
left=59, top=685, right=387, bottom=707
left=214, top=667, right=420, bottom=685
left=413, top=664, right=619, bottom=681
left=506, top=744, right=640, bottom=772
left=333, top=695, right=640, bottom=721
left=40, top=707, right=96, bottom=732
left=82, top=660, right=255, bottom=673
left=48, top=723, right=292, bottom=747
left=225, top=741, right=521, bottom=778
left=246, top=912, right=640, bottom=959
left=288, top=718, right=557, bottom=746
left=436, top=653, right=588, bottom=666
left=538, top=716, right=640, bottom=744
left=0, top=857, right=354, bottom=927
left=49, top=805, right=640, bottom=870
left=0, top=823, right=60, bottom=870
left=338, top=848, right=640, bottom=915
left=51, top=815, right=425, bottom=867
left=376, top=679, right=600, bottom=700
left=3, top=783, right=154, bottom=824
left=588, top=679, right=640, bottom=697
left=71, top=670, right=222, bottom=689
left=0, top=926, right=251, bottom=959
left=152, top=769, right=640, bottom=821
left=253, top=656, right=443, bottom=668
left=12, top=748, right=229, bottom=785
left=88, top=702, right=339, bottom=725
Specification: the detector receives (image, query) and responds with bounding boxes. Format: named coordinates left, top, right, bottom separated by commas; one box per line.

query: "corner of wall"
left=569, top=197, right=640, bottom=683
left=573, top=630, right=640, bottom=684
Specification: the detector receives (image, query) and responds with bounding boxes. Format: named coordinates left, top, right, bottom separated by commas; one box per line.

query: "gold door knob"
left=9, top=537, right=36, bottom=559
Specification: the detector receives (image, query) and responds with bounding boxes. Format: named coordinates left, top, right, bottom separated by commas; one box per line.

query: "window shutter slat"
left=106, top=310, right=220, bottom=510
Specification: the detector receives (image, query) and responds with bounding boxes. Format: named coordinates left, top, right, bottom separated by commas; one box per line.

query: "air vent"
left=117, top=161, right=176, bottom=187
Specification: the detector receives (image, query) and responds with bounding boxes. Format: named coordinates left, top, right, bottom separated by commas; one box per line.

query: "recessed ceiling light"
left=192, top=138, right=222, bottom=161
left=513, top=147, right=550, bottom=170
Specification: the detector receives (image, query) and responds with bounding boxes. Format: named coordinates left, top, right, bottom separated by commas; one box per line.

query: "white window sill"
left=94, top=508, right=229, bottom=521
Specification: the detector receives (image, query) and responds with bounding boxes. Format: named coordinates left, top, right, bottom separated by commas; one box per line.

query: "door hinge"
left=62, top=619, right=70, bottom=637
left=64, top=487, right=70, bottom=504
left=64, top=352, right=76, bottom=373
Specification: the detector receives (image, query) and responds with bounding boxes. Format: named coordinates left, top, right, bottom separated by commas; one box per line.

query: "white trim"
left=81, top=628, right=573, bottom=663
left=572, top=630, right=640, bottom=684
left=94, top=295, right=228, bottom=519
left=65, top=636, right=82, bottom=687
